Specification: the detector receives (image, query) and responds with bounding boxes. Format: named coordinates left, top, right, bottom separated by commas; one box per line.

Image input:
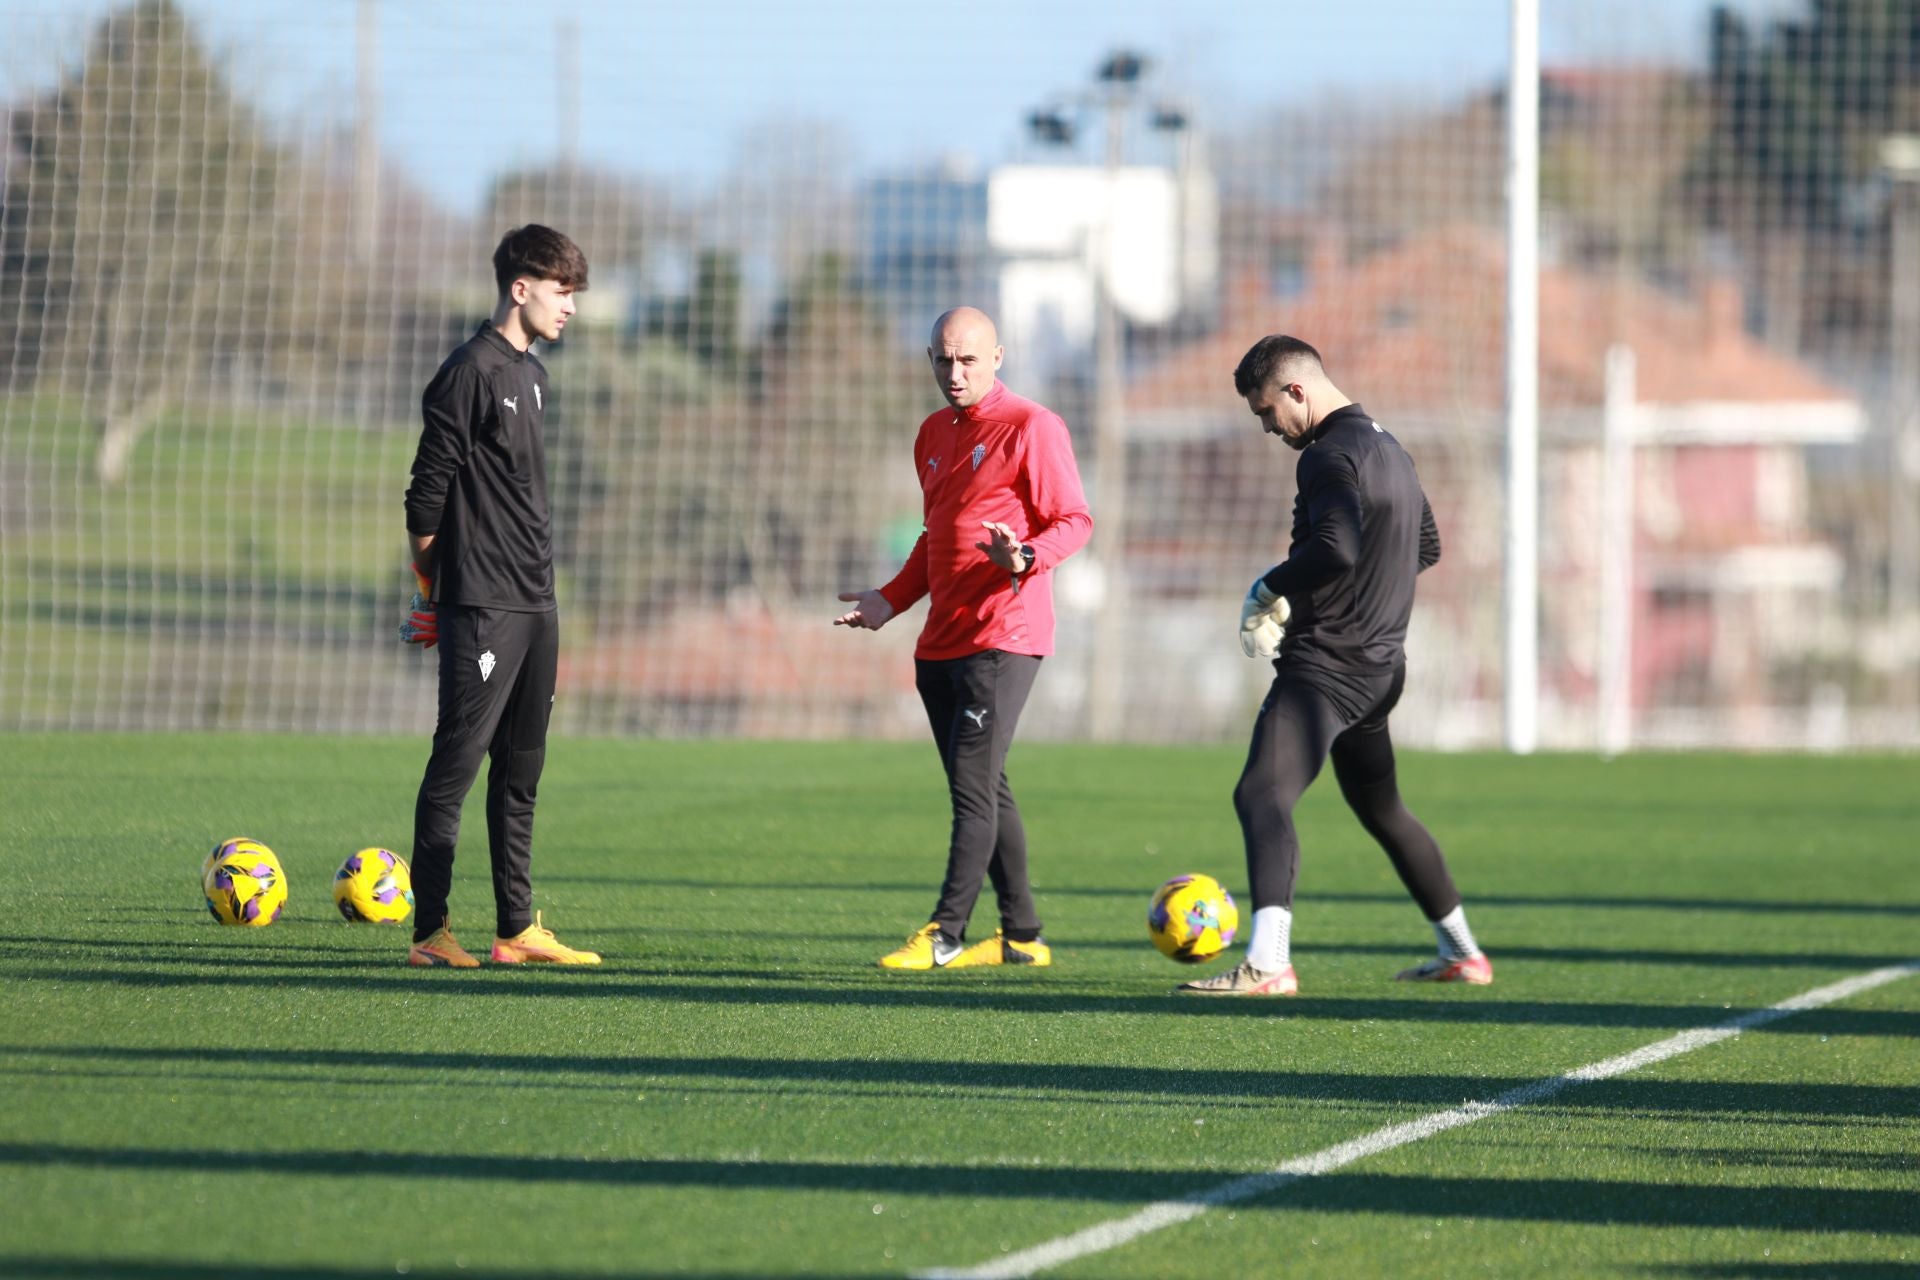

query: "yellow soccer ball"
left=203, top=840, right=287, bottom=927
left=202, top=836, right=258, bottom=883
left=331, top=848, right=414, bottom=924
left=1147, top=873, right=1239, bottom=964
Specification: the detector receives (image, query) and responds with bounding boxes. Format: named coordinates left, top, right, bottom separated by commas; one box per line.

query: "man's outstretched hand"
left=834, top=588, right=896, bottom=631
left=974, top=521, right=1029, bottom=574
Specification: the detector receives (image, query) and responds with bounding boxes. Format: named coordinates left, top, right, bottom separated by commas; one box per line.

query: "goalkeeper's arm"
left=1418, top=495, right=1441, bottom=572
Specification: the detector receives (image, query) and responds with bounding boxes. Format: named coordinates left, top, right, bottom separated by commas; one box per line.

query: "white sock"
left=1432, top=905, right=1481, bottom=960
left=1247, top=905, right=1292, bottom=972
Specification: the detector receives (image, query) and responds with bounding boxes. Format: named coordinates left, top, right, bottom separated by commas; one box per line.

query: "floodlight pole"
left=353, top=0, right=380, bottom=264
left=1086, top=84, right=1131, bottom=743
left=557, top=18, right=581, bottom=168
left=1026, top=52, right=1188, bottom=740
left=1881, top=134, right=1920, bottom=710
left=1504, top=0, right=1541, bottom=754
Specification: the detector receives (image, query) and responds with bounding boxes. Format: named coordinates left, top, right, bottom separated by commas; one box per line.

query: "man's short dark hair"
left=1233, top=334, right=1324, bottom=397
left=493, top=225, right=589, bottom=297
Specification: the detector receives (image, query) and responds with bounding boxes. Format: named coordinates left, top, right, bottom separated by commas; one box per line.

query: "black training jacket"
left=404, top=322, right=557, bottom=611
left=1259, top=403, right=1440, bottom=675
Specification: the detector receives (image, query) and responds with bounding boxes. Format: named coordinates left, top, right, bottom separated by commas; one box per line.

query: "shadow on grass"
left=10, top=1045, right=1920, bottom=1120
left=1292, top=941, right=1920, bottom=971
left=0, top=948, right=414, bottom=974
left=1, top=1145, right=1913, bottom=1236
left=0, top=1139, right=1214, bottom=1202
left=535, top=878, right=1920, bottom=919
left=5, top=961, right=1915, bottom=1038
left=0, top=934, right=382, bottom=957
left=536, top=873, right=1143, bottom=898
left=0, top=1061, right=1307, bottom=1116
left=1610, top=1144, right=1917, bottom=1174
left=0, top=1262, right=867, bottom=1280
left=1387, top=892, right=1920, bottom=919
left=1647, top=1265, right=1920, bottom=1278
left=9, top=934, right=1915, bottom=983
left=1265, top=1171, right=1920, bottom=1236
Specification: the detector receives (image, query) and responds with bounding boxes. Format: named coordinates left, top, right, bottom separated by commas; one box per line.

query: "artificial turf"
left=1, top=733, right=1915, bottom=1277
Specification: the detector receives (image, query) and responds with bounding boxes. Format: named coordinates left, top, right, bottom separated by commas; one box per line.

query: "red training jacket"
left=879, top=381, right=1093, bottom=660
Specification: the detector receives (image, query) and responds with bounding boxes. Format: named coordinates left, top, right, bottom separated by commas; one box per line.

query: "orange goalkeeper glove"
left=398, top=566, right=437, bottom=648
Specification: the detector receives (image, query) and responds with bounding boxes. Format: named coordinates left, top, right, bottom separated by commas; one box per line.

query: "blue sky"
left=5, top=0, right=1807, bottom=214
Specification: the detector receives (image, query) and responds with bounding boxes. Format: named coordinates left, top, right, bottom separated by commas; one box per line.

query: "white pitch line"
left=915, top=960, right=1920, bottom=1280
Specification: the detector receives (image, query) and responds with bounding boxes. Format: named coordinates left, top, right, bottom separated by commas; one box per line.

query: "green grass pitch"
left=1, top=734, right=1915, bottom=1278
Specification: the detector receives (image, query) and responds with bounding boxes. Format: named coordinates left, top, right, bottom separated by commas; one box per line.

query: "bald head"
left=931, top=306, right=998, bottom=349
left=928, top=307, right=1004, bottom=409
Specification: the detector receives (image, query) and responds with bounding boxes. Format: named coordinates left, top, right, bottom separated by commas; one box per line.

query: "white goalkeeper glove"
left=1239, top=578, right=1290, bottom=659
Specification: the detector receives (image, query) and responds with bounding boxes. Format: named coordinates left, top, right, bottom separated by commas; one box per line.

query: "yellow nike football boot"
left=946, top=929, right=1052, bottom=968
left=878, top=922, right=964, bottom=969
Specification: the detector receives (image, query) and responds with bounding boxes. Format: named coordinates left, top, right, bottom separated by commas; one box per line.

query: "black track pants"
left=916, top=649, right=1043, bottom=941
left=411, top=604, right=558, bottom=940
left=1232, top=662, right=1460, bottom=921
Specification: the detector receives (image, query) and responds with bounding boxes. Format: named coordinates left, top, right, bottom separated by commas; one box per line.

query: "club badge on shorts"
left=478, top=650, right=497, bottom=682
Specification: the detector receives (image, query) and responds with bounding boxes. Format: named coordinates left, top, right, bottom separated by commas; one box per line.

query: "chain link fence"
left=2, top=0, right=1915, bottom=747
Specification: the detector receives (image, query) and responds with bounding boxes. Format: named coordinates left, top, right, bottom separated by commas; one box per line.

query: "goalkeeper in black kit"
left=396, top=225, right=600, bottom=968
left=1180, top=335, right=1490, bottom=996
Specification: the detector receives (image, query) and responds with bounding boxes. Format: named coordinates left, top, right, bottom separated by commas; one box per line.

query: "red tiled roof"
left=1130, top=227, right=1853, bottom=419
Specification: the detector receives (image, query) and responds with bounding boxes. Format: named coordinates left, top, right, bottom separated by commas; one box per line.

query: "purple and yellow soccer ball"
left=202, top=836, right=256, bottom=883
left=331, top=847, right=414, bottom=924
left=1147, top=873, right=1239, bottom=964
left=203, top=839, right=287, bottom=927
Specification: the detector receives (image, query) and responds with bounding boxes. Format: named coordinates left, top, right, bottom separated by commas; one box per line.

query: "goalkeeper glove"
left=398, top=566, right=438, bottom=649
left=1239, top=578, right=1291, bottom=659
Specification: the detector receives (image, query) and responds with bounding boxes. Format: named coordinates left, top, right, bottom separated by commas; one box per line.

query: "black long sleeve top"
left=403, top=322, right=557, bottom=611
left=1259, top=404, right=1439, bottom=675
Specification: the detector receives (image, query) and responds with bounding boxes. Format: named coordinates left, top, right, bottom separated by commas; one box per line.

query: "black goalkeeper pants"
left=1233, top=662, right=1461, bottom=921
left=411, top=604, right=558, bottom=941
left=916, top=649, right=1044, bottom=942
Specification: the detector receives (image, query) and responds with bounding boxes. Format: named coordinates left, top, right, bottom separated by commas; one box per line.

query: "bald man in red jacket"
left=837, top=307, right=1093, bottom=970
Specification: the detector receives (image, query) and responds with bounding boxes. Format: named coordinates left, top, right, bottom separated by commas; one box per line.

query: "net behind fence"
left=2, top=0, right=1915, bottom=747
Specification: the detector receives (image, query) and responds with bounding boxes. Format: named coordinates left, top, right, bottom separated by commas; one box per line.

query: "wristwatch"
left=1018, top=544, right=1037, bottom=574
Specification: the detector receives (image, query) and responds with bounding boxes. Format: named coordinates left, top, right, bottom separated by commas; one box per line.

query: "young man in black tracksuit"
left=398, top=224, right=599, bottom=968
left=1181, top=334, right=1490, bottom=996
